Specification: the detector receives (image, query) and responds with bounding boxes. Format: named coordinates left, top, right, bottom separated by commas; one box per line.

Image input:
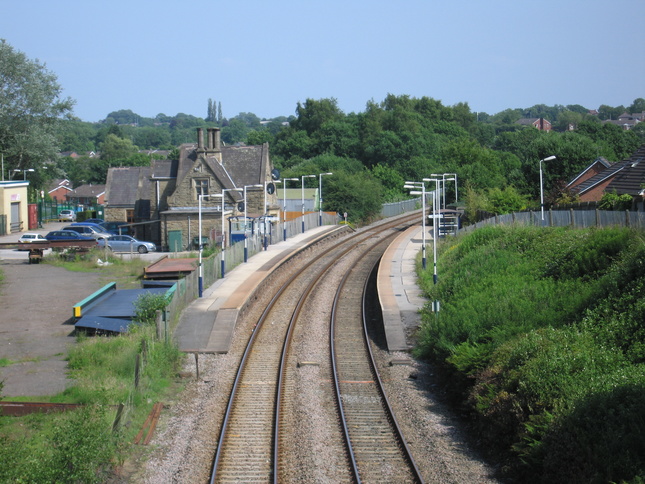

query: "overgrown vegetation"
left=415, top=225, right=645, bottom=482
left=0, top=255, right=182, bottom=482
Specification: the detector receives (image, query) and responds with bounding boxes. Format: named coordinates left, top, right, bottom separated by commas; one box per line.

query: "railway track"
left=209, top=213, right=424, bottom=483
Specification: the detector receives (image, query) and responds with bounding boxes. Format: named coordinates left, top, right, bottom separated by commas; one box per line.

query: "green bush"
left=414, top=225, right=645, bottom=481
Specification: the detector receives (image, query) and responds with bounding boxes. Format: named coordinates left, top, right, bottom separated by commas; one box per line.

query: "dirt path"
left=0, top=258, right=104, bottom=397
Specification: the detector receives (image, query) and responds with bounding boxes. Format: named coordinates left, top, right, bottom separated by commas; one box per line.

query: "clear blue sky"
left=1, top=0, right=643, bottom=123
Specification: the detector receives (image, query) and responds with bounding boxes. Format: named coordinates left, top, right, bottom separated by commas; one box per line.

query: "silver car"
left=98, top=235, right=156, bottom=254
left=58, top=209, right=76, bottom=222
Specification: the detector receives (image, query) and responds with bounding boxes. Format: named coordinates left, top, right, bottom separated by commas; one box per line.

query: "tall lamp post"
left=263, top=179, right=281, bottom=250
left=301, top=174, right=316, bottom=233
left=220, top=188, right=242, bottom=278
left=243, top=184, right=263, bottom=262
left=539, top=155, right=557, bottom=222
left=423, top=178, right=441, bottom=284
left=282, top=177, right=298, bottom=241
left=404, top=181, right=427, bottom=270
left=198, top=193, right=223, bottom=297
left=318, top=172, right=332, bottom=226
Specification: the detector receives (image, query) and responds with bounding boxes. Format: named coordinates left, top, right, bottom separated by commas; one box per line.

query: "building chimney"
left=197, top=128, right=205, bottom=152
left=213, top=128, right=221, bottom=152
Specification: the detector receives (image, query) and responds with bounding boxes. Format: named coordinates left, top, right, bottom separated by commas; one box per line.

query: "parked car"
left=102, top=221, right=132, bottom=235
left=62, top=224, right=111, bottom=240
left=58, top=209, right=76, bottom=222
left=45, top=230, right=95, bottom=241
left=17, top=233, right=47, bottom=249
left=97, top=235, right=156, bottom=254
left=81, top=218, right=105, bottom=225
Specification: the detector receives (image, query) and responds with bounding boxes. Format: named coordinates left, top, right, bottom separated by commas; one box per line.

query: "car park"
left=63, top=224, right=111, bottom=240
left=97, top=235, right=156, bottom=253
left=58, top=209, right=77, bottom=222
left=45, top=230, right=95, bottom=241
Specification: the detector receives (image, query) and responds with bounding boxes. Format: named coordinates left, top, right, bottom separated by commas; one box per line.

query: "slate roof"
left=67, top=184, right=106, bottom=198
left=105, top=166, right=152, bottom=206
left=606, top=144, right=645, bottom=196
left=568, top=157, right=622, bottom=195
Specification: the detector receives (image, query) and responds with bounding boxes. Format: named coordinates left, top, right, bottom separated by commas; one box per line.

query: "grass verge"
left=415, top=225, right=645, bottom=482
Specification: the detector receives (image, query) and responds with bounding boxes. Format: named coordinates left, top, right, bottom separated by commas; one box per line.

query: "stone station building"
left=105, top=127, right=280, bottom=250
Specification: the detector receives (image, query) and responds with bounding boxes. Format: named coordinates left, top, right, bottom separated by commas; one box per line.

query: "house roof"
left=67, top=184, right=106, bottom=199
left=566, top=157, right=613, bottom=190
left=105, top=167, right=152, bottom=206
left=605, top=144, right=645, bottom=196
left=569, top=160, right=629, bottom=195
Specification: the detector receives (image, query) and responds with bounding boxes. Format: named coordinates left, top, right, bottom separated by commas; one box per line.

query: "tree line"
left=1, top=39, right=643, bottom=223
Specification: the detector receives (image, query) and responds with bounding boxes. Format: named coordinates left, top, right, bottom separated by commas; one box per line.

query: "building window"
left=126, top=209, right=135, bottom=223
left=194, top=179, right=209, bottom=198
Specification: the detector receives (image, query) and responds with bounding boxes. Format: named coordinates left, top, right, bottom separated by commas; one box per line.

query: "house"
left=516, top=117, right=552, bottom=132
left=604, top=112, right=641, bottom=131
left=0, top=180, right=30, bottom=234
left=568, top=144, right=645, bottom=209
left=604, top=144, right=645, bottom=210
left=567, top=157, right=616, bottom=202
left=105, top=127, right=280, bottom=250
left=66, top=184, right=106, bottom=209
left=47, top=179, right=73, bottom=202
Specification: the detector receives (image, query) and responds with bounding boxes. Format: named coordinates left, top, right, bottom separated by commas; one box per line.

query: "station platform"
left=175, top=225, right=345, bottom=353
left=377, top=226, right=429, bottom=351
left=175, top=223, right=429, bottom=354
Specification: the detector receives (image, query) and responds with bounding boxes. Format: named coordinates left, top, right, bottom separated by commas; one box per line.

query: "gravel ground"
left=131, top=235, right=501, bottom=483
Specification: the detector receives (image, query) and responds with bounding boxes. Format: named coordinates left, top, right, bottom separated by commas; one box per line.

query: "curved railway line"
left=209, top=213, right=423, bottom=483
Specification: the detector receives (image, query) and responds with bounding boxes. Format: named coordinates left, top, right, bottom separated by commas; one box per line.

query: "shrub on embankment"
left=415, top=225, right=645, bottom=482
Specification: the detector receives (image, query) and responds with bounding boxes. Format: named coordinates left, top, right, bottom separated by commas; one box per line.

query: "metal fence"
left=461, top=209, right=645, bottom=233
left=381, top=197, right=422, bottom=217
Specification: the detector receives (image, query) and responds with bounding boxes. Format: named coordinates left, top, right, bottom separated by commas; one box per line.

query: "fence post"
left=155, top=310, right=163, bottom=340
left=595, top=209, right=600, bottom=227
left=626, top=210, right=630, bottom=227
left=548, top=209, right=553, bottom=227
left=570, top=209, right=575, bottom=227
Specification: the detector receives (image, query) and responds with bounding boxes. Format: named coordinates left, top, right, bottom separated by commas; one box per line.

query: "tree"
left=0, top=39, right=74, bottom=179
left=627, top=98, right=645, bottom=114
left=324, top=170, right=383, bottom=224
left=291, top=98, right=344, bottom=135
left=99, top=133, right=139, bottom=163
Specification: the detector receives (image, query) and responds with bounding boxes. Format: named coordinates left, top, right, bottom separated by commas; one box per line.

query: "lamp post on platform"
left=243, top=184, right=262, bottom=262
left=220, top=188, right=242, bottom=278
left=282, top=177, right=298, bottom=241
left=318, top=172, right=332, bottom=226
left=198, top=193, right=222, bottom=297
left=301, top=174, right=316, bottom=233
left=404, top=181, right=427, bottom=270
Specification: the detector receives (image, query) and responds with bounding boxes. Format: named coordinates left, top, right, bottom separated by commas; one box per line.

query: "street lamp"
left=301, top=174, right=316, bottom=233
left=221, top=188, right=242, bottom=278
left=318, top=172, right=332, bottom=226
left=539, top=155, right=557, bottom=221
left=14, top=168, right=34, bottom=180
left=198, top=193, right=223, bottom=297
left=243, top=184, right=263, bottom=262
left=404, top=181, right=427, bottom=270
left=282, top=177, right=298, bottom=241
left=423, top=178, right=441, bottom=284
